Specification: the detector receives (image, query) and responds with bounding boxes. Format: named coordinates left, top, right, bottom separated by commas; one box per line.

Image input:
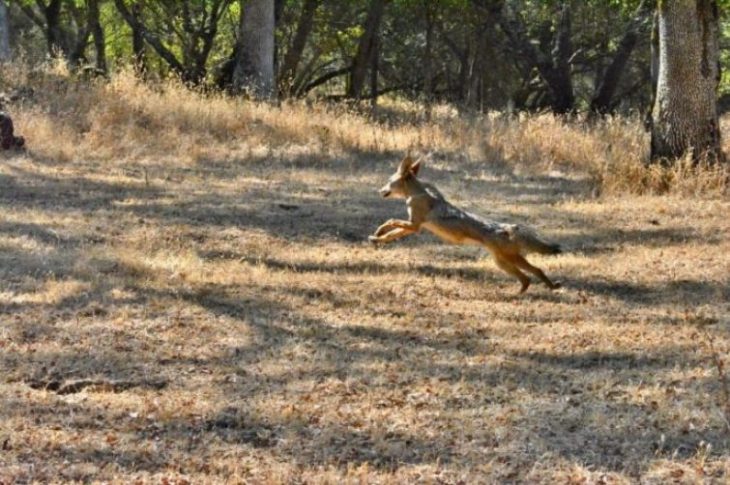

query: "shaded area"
left=1, top=151, right=717, bottom=257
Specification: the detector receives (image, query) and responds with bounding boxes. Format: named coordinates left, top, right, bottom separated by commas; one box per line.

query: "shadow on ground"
left=1, top=149, right=728, bottom=480
left=2, top=279, right=725, bottom=478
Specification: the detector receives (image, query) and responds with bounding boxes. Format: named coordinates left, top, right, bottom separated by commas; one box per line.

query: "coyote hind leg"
left=509, top=254, right=561, bottom=290
left=494, top=256, right=531, bottom=293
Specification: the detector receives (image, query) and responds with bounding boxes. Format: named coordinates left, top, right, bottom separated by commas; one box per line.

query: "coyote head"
left=379, top=155, right=422, bottom=198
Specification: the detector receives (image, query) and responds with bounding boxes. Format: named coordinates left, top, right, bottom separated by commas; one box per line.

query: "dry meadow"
left=0, top=65, right=729, bottom=483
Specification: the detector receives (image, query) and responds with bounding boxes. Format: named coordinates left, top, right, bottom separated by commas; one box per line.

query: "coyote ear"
left=410, top=158, right=422, bottom=176
left=398, top=154, right=414, bottom=174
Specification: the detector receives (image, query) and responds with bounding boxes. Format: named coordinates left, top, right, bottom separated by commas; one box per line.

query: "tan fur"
left=370, top=155, right=562, bottom=293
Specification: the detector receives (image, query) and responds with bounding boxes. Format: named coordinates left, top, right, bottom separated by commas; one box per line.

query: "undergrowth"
left=0, top=61, right=727, bottom=197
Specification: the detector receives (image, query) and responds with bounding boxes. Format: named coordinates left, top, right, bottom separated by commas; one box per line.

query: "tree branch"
left=113, top=0, right=186, bottom=77
left=16, top=3, right=45, bottom=30
left=300, top=65, right=352, bottom=96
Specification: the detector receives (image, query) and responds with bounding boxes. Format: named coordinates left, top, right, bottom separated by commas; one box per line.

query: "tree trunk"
left=438, top=30, right=467, bottom=102
left=423, top=3, right=434, bottom=119
left=369, top=30, right=379, bottom=107
left=189, top=0, right=228, bottom=86
left=457, top=45, right=469, bottom=104
left=650, top=0, right=723, bottom=162
left=348, top=0, right=387, bottom=99
left=88, top=0, right=106, bottom=74
left=495, top=1, right=574, bottom=114
left=0, top=1, right=10, bottom=62
left=67, top=2, right=91, bottom=68
left=115, top=0, right=186, bottom=78
left=16, top=0, right=94, bottom=66
left=548, top=3, right=574, bottom=114
left=45, top=0, right=64, bottom=57
left=644, top=10, right=659, bottom=129
left=233, top=0, right=276, bottom=99
left=465, top=24, right=490, bottom=111
left=590, top=0, right=650, bottom=114
left=279, top=0, right=319, bottom=96
left=131, top=2, right=146, bottom=74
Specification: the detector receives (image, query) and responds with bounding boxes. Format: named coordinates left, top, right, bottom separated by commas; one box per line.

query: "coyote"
left=369, top=155, right=562, bottom=293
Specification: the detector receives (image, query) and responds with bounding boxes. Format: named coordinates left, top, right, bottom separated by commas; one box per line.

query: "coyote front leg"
left=374, top=219, right=417, bottom=236
left=374, top=218, right=400, bottom=236
left=369, top=219, right=419, bottom=244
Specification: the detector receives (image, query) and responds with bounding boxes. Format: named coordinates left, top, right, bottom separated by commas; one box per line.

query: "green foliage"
left=3, top=0, right=727, bottom=113
left=719, top=18, right=730, bottom=97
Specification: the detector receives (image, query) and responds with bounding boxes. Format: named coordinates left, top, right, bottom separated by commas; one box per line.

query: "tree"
left=347, top=0, right=388, bottom=100
left=0, top=1, right=10, bottom=62
left=114, top=0, right=232, bottom=84
left=496, top=1, right=575, bottom=114
left=650, top=0, right=723, bottom=162
left=14, top=0, right=92, bottom=65
left=590, top=0, right=652, bottom=115
left=87, top=0, right=106, bottom=74
left=422, top=0, right=436, bottom=118
left=233, top=0, right=275, bottom=99
left=130, top=1, right=145, bottom=74
left=278, top=0, right=320, bottom=96
left=0, top=0, right=658, bottom=114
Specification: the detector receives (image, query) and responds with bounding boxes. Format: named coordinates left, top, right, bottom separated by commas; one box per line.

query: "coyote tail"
left=515, top=228, right=562, bottom=255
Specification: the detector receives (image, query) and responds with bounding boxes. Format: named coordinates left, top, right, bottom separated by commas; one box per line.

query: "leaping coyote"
left=369, top=155, right=562, bottom=293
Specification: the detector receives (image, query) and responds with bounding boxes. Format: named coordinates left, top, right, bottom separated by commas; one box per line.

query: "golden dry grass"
left=0, top=65, right=729, bottom=483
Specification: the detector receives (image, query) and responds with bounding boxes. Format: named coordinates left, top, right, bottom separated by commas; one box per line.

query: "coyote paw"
left=368, top=235, right=381, bottom=245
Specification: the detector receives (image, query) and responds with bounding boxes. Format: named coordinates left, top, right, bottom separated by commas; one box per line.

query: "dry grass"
left=0, top=64, right=729, bottom=483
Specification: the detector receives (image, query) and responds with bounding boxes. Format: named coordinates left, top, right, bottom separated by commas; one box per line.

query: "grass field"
left=0, top=67, right=729, bottom=483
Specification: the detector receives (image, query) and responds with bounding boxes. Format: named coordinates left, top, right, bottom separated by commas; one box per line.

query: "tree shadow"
left=510, top=347, right=706, bottom=371
left=504, top=347, right=729, bottom=476
left=0, top=165, right=163, bottom=212
left=0, top=220, right=81, bottom=247
left=2, top=149, right=716, bottom=259
left=1, top=260, right=727, bottom=479
left=563, top=275, right=730, bottom=307
left=199, top=251, right=493, bottom=282
left=1, top=129, right=728, bottom=479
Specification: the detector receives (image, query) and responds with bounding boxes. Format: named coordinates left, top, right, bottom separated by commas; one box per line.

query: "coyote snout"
left=369, top=155, right=562, bottom=293
left=378, top=172, right=408, bottom=199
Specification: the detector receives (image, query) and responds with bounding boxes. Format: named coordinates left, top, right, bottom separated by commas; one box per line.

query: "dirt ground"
left=0, top=74, right=728, bottom=482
